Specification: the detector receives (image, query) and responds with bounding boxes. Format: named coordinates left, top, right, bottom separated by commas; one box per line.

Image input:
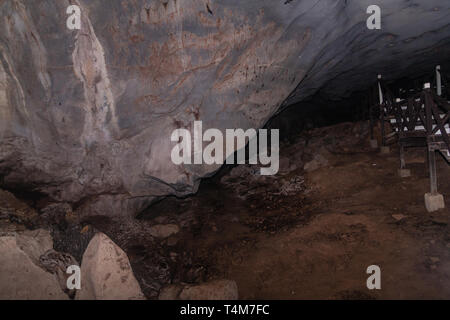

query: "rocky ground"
left=1, top=120, right=449, bottom=299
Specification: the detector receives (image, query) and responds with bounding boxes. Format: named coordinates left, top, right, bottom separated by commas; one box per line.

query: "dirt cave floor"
left=80, top=122, right=450, bottom=300
left=6, top=121, right=444, bottom=300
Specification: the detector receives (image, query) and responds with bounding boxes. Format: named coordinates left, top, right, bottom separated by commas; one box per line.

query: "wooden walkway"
left=370, top=66, right=449, bottom=211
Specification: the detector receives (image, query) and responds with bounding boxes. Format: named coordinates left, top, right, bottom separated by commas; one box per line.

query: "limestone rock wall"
left=0, top=0, right=449, bottom=216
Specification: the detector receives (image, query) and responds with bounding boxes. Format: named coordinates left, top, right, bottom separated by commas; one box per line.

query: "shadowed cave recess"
left=1, top=0, right=450, bottom=300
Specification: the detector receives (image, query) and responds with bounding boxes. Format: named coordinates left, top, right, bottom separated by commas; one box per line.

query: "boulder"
left=76, top=232, right=145, bottom=300
left=149, top=224, right=180, bottom=239
left=0, top=229, right=68, bottom=300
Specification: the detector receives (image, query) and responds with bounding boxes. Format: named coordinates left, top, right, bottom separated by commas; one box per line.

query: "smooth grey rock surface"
left=76, top=232, right=146, bottom=300
left=0, top=229, right=68, bottom=300
left=0, top=1, right=449, bottom=217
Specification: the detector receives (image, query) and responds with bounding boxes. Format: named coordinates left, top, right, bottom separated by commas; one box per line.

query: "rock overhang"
left=0, top=0, right=449, bottom=217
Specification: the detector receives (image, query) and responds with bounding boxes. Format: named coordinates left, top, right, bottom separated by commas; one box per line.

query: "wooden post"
left=424, top=83, right=438, bottom=194
left=378, top=74, right=383, bottom=104
left=400, top=145, right=406, bottom=169
left=436, top=65, right=442, bottom=96
left=378, top=75, right=386, bottom=146
left=428, top=147, right=438, bottom=195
